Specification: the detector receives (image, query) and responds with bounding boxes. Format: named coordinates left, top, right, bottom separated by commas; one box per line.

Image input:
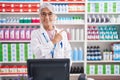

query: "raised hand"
left=52, top=30, right=64, bottom=44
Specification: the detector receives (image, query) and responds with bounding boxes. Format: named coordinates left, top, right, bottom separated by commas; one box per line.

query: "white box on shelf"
left=90, top=65, right=95, bottom=75
left=19, top=43, right=25, bottom=61
left=75, top=28, right=80, bottom=40
left=2, top=44, right=8, bottom=62
left=11, top=44, right=16, bottom=62
left=114, top=65, right=120, bottom=74
left=27, top=44, right=33, bottom=59
left=108, top=2, right=113, bottom=13
left=106, top=64, right=111, bottom=74
left=98, top=65, right=103, bottom=74
left=99, top=3, right=104, bottom=13
left=71, top=28, right=75, bottom=40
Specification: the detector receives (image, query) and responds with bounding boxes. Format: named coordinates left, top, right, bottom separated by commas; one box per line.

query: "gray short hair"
left=40, top=3, right=54, bottom=13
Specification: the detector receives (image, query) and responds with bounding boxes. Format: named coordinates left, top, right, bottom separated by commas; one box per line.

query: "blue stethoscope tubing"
left=42, top=32, right=63, bottom=58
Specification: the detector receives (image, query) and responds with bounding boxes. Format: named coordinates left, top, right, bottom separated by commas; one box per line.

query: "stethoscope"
left=42, top=32, right=63, bottom=58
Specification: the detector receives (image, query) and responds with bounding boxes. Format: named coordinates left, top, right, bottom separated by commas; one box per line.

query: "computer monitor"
left=27, top=59, right=70, bottom=80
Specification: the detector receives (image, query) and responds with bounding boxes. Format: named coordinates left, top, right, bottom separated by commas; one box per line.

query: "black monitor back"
left=27, top=59, right=70, bottom=80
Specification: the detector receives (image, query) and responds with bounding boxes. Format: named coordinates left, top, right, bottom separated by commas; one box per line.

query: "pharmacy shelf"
left=0, top=23, right=40, bottom=26
left=55, top=23, right=85, bottom=26
left=0, top=61, right=84, bottom=64
left=44, top=1, right=85, bottom=3
left=0, top=40, right=85, bottom=43
left=1, top=61, right=87, bottom=65
left=0, top=12, right=39, bottom=14
left=69, top=40, right=85, bottom=43
left=87, top=61, right=120, bottom=63
left=1, top=0, right=120, bottom=79
left=0, top=23, right=84, bottom=26
left=56, top=12, right=85, bottom=14
left=72, top=61, right=84, bottom=64
left=87, top=74, right=120, bottom=76
left=87, top=40, right=120, bottom=42
left=87, top=12, right=120, bottom=14
left=88, top=1, right=120, bottom=3
left=0, top=12, right=85, bottom=15
left=70, top=74, right=81, bottom=76
left=0, top=1, right=40, bottom=3
left=0, top=61, right=26, bottom=64
left=0, top=40, right=30, bottom=43
left=0, top=74, right=27, bottom=77
left=87, top=23, right=120, bottom=25
left=0, top=74, right=79, bottom=77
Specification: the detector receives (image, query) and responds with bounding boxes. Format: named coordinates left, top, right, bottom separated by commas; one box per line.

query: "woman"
left=30, top=3, right=72, bottom=60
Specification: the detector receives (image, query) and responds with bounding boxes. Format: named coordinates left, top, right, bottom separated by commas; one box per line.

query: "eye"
left=41, top=12, right=46, bottom=16
left=41, top=12, right=53, bottom=17
left=48, top=12, right=53, bottom=16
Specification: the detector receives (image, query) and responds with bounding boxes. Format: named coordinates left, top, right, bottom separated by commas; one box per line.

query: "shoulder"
left=31, top=28, right=43, bottom=35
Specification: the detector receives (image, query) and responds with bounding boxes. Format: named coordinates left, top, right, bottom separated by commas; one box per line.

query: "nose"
left=44, top=14, right=50, bottom=20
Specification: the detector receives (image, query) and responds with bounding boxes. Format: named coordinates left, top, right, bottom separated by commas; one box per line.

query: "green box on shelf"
left=103, top=64, right=106, bottom=74
left=113, top=8, right=116, bottom=12
left=95, top=3, right=99, bottom=8
left=86, top=64, right=90, bottom=74
left=104, top=8, right=108, bottom=12
left=119, top=64, right=120, bottom=74
left=113, top=3, right=116, bottom=8
left=8, top=43, right=11, bottom=61
left=16, top=43, right=20, bottom=61
left=111, top=64, right=114, bottom=74
left=104, top=3, right=108, bottom=8
left=0, top=43, right=2, bottom=48
left=95, top=8, right=99, bottom=12
left=95, top=64, right=98, bottom=74
left=24, top=43, right=28, bottom=61
left=87, top=3, right=91, bottom=12
left=24, top=19, right=28, bottom=23
left=0, top=43, right=2, bottom=61
left=113, top=3, right=116, bottom=12
left=88, top=8, right=90, bottom=12
left=88, top=3, right=90, bottom=7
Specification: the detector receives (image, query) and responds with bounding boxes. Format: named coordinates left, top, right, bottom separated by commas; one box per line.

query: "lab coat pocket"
left=55, top=42, right=62, bottom=50
left=54, top=49, right=64, bottom=58
left=54, top=42, right=64, bottom=58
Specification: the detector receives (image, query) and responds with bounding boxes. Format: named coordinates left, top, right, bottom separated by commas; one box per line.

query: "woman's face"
left=40, top=8, right=56, bottom=29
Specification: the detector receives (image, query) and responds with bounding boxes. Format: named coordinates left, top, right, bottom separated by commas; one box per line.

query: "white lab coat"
left=30, top=26, right=72, bottom=60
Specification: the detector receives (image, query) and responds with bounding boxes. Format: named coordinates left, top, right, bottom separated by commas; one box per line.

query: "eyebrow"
left=41, top=12, right=52, bottom=13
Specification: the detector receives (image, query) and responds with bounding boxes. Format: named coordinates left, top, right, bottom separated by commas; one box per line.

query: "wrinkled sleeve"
left=30, top=30, right=54, bottom=58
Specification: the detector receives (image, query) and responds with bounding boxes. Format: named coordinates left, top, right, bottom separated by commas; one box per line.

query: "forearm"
left=31, top=40, right=54, bottom=58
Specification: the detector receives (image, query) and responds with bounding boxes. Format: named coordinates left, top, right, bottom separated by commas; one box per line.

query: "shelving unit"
left=0, top=0, right=120, bottom=80
left=0, top=1, right=40, bottom=79
left=87, top=74, right=120, bottom=77
left=86, top=0, right=120, bottom=79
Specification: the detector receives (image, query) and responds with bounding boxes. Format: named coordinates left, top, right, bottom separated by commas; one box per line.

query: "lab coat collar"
left=40, top=25, right=60, bottom=43
left=40, top=25, right=59, bottom=33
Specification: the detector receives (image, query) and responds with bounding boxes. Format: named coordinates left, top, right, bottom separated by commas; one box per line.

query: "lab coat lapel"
left=40, top=25, right=59, bottom=43
left=40, top=27, right=50, bottom=43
